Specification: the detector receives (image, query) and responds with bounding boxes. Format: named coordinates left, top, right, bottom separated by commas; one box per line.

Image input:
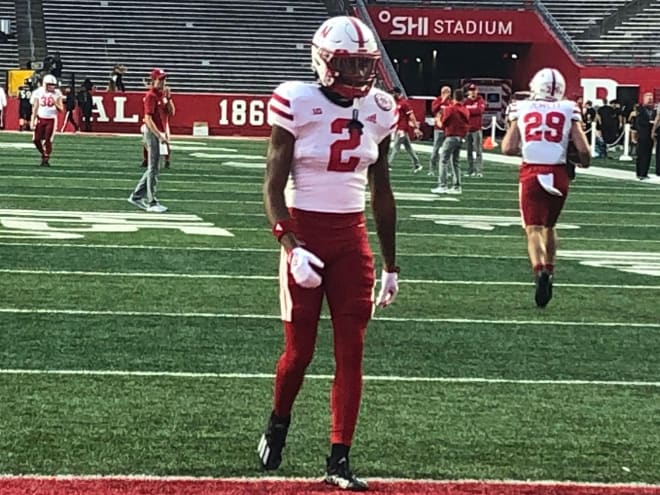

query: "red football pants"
left=273, top=208, right=375, bottom=446
left=33, top=118, right=56, bottom=159
left=519, top=164, right=570, bottom=227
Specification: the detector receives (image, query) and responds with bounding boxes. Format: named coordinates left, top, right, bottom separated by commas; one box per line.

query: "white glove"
left=288, top=247, right=325, bottom=289
left=376, top=269, right=399, bottom=308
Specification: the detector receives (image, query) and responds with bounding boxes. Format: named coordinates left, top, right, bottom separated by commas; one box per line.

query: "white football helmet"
left=529, top=68, right=565, bottom=100
left=43, top=74, right=57, bottom=87
left=311, top=16, right=380, bottom=98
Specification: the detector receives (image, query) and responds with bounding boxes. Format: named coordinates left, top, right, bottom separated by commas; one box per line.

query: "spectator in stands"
left=60, top=85, right=80, bottom=133
left=464, top=83, right=485, bottom=177
left=128, top=68, right=172, bottom=213
left=107, top=64, right=127, bottom=92
left=388, top=86, right=423, bottom=172
left=632, top=92, right=657, bottom=180
left=428, top=85, right=452, bottom=177
left=43, top=52, right=63, bottom=79
left=431, top=88, right=470, bottom=195
left=0, top=84, right=6, bottom=129
left=77, top=78, right=94, bottom=132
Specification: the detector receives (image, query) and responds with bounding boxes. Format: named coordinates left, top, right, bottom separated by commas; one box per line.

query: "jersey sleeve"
left=267, top=81, right=303, bottom=138
left=568, top=101, right=582, bottom=122
left=30, top=88, right=41, bottom=105
left=370, top=90, right=397, bottom=143
left=507, top=101, right=519, bottom=122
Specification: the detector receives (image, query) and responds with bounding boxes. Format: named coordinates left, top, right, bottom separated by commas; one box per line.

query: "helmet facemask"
left=313, top=46, right=379, bottom=99
left=311, top=16, right=381, bottom=99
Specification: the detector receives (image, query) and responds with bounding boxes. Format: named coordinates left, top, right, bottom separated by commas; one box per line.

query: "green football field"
left=0, top=132, right=659, bottom=485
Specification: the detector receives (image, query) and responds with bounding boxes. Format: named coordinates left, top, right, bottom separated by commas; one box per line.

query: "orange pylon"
left=483, top=136, right=495, bottom=150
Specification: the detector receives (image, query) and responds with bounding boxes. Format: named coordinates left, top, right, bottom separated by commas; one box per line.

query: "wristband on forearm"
left=272, top=218, right=295, bottom=241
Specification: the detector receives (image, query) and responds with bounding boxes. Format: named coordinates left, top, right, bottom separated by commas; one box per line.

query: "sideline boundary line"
left=0, top=474, right=659, bottom=489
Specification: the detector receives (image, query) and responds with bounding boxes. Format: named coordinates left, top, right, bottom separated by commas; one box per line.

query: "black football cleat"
left=257, top=412, right=290, bottom=470
left=141, top=160, right=148, bottom=168
left=164, top=160, right=170, bottom=169
left=40, top=159, right=50, bottom=167
left=535, top=270, right=553, bottom=308
left=324, top=456, right=368, bottom=491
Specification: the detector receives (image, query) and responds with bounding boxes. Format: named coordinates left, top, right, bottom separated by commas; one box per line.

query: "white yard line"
left=0, top=307, right=658, bottom=328
left=1, top=268, right=658, bottom=290
left=0, top=368, right=658, bottom=387
left=4, top=192, right=660, bottom=217
left=2, top=243, right=660, bottom=261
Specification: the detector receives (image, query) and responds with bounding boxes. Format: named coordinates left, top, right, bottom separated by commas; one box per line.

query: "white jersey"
left=509, top=99, right=581, bottom=165
left=268, top=81, right=397, bottom=213
left=31, top=87, right=62, bottom=119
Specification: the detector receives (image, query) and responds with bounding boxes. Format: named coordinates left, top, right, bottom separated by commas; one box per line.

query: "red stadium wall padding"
left=2, top=92, right=273, bottom=137
left=2, top=68, right=657, bottom=137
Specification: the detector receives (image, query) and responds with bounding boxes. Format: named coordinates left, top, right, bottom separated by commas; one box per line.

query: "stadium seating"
left=0, top=0, right=18, bottom=87
left=539, top=0, right=630, bottom=38
left=41, top=0, right=329, bottom=93
left=573, top=1, right=660, bottom=65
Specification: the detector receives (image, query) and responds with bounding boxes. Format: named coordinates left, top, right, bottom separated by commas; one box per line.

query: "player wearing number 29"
left=259, top=15, right=399, bottom=491
left=502, top=68, right=591, bottom=307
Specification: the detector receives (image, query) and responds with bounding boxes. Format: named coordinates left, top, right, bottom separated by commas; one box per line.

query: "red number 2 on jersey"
left=524, top=111, right=566, bottom=144
left=327, top=118, right=361, bottom=172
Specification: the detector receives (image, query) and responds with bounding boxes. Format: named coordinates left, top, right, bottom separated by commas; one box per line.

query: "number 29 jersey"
left=267, top=81, right=397, bottom=214
left=509, top=99, right=581, bottom=166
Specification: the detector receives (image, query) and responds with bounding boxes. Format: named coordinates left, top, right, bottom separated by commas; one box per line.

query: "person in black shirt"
left=583, top=100, right=596, bottom=129
left=596, top=99, right=620, bottom=157
left=18, top=78, right=34, bottom=131
left=77, top=78, right=94, bottom=132
left=60, top=85, right=80, bottom=132
left=632, top=92, right=657, bottom=180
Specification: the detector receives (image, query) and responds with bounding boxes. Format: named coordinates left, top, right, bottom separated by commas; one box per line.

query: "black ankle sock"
left=271, top=411, right=290, bottom=426
left=330, top=443, right=350, bottom=460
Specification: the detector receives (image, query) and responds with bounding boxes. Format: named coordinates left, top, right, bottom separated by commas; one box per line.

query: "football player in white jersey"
left=258, top=15, right=399, bottom=491
left=30, top=74, right=63, bottom=167
left=502, top=68, right=591, bottom=307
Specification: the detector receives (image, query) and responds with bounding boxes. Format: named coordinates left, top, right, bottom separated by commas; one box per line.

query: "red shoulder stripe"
left=271, top=92, right=291, bottom=108
left=269, top=105, right=294, bottom=121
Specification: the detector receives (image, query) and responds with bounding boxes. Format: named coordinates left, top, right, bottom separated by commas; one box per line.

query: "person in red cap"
left=464, top=83, right=485, bottom=177
left=141, top=82, right=175, bottom=169
left=128, top=68, right=173, bottom=213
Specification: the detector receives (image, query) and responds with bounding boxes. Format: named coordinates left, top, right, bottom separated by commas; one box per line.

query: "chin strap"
left=346, top=97, right=364, bottom=135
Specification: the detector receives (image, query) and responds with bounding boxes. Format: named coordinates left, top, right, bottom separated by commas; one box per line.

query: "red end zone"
left=2, top=477, right=660, bottom=495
